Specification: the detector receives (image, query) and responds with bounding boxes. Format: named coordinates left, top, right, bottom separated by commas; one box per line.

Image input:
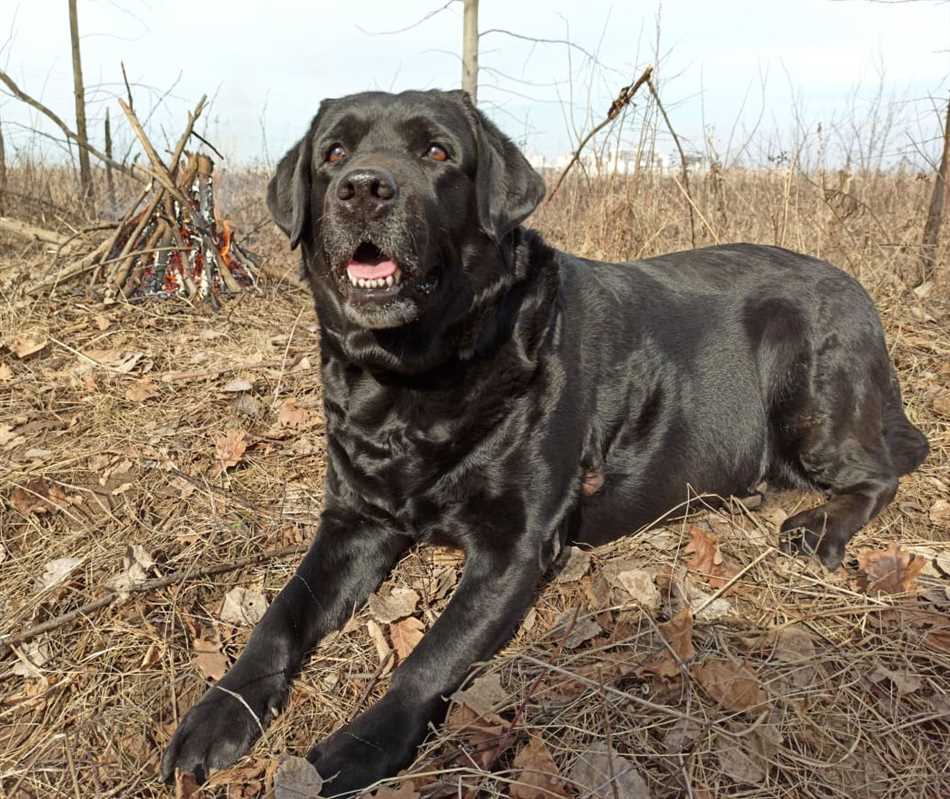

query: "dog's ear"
left=454, top=91, right=546, bottom=240
left=267, top=112, right=323, bottom=250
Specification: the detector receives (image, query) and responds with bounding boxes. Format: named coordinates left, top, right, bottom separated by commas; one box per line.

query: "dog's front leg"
left=161, top=509, right=410, bottom=783
left=307, top=537, right=550, bottom=794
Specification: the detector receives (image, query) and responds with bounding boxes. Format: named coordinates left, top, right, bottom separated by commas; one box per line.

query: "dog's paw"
left=160, top=675, right=286, bottom=784
left=780, top=508, right=846, bottom=571
left=306, top=697, right=426, bottom=795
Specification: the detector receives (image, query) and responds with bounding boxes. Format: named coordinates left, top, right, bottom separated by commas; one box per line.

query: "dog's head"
left=268, top=90, right=545, bottom=368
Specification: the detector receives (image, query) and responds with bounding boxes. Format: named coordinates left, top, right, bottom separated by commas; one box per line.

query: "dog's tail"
left=884, top=371, right=929, bottom=476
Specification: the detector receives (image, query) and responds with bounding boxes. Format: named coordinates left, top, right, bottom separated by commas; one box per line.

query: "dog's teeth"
left=358, top=278, right=368, bottom=288
left=385, top=275, right=394, bottom=287
left=349, top=274, right=358, bottom=286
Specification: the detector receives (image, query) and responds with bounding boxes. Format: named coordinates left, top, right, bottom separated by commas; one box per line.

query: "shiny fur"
left=162, top=90, right=928, bottom=793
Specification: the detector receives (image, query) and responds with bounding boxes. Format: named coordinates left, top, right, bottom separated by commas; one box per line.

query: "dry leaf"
left=220, top=586, right=269, bottom=626
left=10, top=335, right=48, bottom=359
left=274, top=755, right=323, bottom=799
left=933, top=392, right=950, bottom=417
left=0, top=363, right=12, bottom=382
left=869, top=665, right=923, bottom=694
left=125, top=376, right=159, bottom=402
left=641, top=608, right=695, bottom=678
left=12, top=479, right=58, bottom=515
left=12, top=640, right=49, bottom=679
left=366, top=620, right=394, bottom=674
left=568, top=743, right=652, bottom=799
left=214, top=429, right=248, bottom=472
left=691, top=659, right=766, bottom=712
left=924, top=628, right=950, bottom=653
left=857, top=543, right=925, bottom=594
left=452, top=672, right=509, bottom=717
left=512, top=736, right=568, bottom=799
left=366, top=783, right=420, bottom=799
left=613, top=569, right=660, bottom=611
left=278, top=398, right=318, bottom=430
left=663, top=718, right=703, bottom=754
left=930, top=499, right=950, bottom=528
left=715, top=736, right=766, bottom=785
left=193, top=636, right=228, bottom=680
left=684, top=526, right=722, bottom=577
left=550, top=608, right=602, bottom=649
left=106, top=545, right=154, bottom=599
left=445, top=703, right=508, bottom=769
left=222, top=377, right=254, bottom=392
left=390, top=616, right=425, bottom=661
left=38, top=556, right=83, bottom=591
left=175, top=771, right=200, bottom=799
left=555, top=547, right=591, bottom=583
left=368, top=586, right=420, bottom=624
left=231, top=393, right=263, bottom=417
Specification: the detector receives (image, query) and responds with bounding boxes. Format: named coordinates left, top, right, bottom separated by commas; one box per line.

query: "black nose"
left=336, top=168, right=398, bottom=216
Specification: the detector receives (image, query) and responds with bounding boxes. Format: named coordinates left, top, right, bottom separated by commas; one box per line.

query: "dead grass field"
left=1, top=165, right=949, bottom=798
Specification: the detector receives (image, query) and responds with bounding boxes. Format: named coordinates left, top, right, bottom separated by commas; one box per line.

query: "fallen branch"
left=0, top=543, right=309, bottom=658
left=546, top=65, right=653, bottom=204
left=0, top=216, right=69, bottom=246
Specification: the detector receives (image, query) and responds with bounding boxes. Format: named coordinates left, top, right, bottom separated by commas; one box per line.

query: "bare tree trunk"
left=462, top=0, right=478, bottom=102
left=104, top=107, right=117, bottom=217
left=921, top=95, right=950, bottom=284
left=68, top=0, right=94, bottom=207
left=0, top=116, right=6, bottom=217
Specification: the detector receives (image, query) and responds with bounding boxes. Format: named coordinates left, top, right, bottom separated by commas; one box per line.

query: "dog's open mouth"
left=346, top=242, right=403, bottom=295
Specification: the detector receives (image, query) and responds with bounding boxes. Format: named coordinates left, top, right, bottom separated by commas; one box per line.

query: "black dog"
left=161, top=89, right=928, bottom=792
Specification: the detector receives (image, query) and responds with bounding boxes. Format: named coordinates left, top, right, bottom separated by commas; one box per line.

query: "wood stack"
left=15, top=95, right=260, bottom=307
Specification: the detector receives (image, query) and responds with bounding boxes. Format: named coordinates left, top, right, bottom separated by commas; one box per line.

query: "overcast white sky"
left=1, top=0, right=948, bottom=167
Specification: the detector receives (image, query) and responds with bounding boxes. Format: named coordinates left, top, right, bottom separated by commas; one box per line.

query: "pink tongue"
left=347, top=259, right=397, bottom=280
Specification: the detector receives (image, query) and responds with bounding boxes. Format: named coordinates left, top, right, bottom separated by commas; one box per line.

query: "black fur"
left=162, top=89, right=928, bottom=793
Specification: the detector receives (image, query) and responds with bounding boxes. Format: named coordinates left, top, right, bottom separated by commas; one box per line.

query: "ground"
left=0, top=170, right=948, bottom=798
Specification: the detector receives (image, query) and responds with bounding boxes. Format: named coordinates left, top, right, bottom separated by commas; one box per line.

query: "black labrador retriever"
left=162, top=89, right=928, bottom=792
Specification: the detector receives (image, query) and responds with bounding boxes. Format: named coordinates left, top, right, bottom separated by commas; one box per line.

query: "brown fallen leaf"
left=550, top=608, right=602, bottom=649
left=512, top=735, right=569, bottom=799
left=641, top=608, right=695, bottom=678
left=274, top=755, right=323, bottom=799
left=390, top=616, right=425, bottom=662
left=214, top=429, right=248, bottom=473
left=193, top=635, right=228, bottom=681
left=869, top=664, right=923, bottom=694
left=715, top=734, right=766, bottom=785
left=175, top=771, right=200, bottom=799
left=933, top=392, right=950, bottom=418
left=9, top=334, right=48, bottom=359
left=684, top=526, right=722, bottom=577
left=125, top=376, right=159, bottom=402
left=555, top=546, right=592, bottom=583
left=691, top=659, right=766, bottom=712
left=0, top=363, right=12, bottom=382
left=220, top=586, right=269, bottom=626
left=368, top=586, right=420, bottom=624
left=38, top=556, right=83, bottom=591
left=452, top=672, right=508, bottom=717
left=366, top=619, right=394, bottom=675
left=569, top=743, right=652, bottom=798
left=925, top=628, right=950, bottom=653
left=930, top=499, right=950, bottom=528
left=612, top=568, right=660, bottom=611
left=365, top=782, right=419, bottom=799
left=222, top=377, right=254, bottom=393
left=445, top=703, right=508, bottom=769
left=857, top=543, right=925, bottom=594
left=278, top=398, right=319, bottom=430
left=12, top=479, right=63, bottom=515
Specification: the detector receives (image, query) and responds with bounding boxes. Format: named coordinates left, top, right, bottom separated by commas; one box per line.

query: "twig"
left=0, top=543, right=308, bottom=657
left=647, top=77, right=697, bottom=247
left=546, top=66, right=653, bottom=204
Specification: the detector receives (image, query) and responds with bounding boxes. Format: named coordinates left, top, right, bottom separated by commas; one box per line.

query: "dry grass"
left=0, top=163, right=948, bottom=798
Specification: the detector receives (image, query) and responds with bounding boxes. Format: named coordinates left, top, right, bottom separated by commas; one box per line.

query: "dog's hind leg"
left=778, top=367, right=907, bottom=570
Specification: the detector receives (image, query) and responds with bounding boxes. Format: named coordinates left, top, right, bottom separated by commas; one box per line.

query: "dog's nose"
left=336, top=168, right=398, bottom=216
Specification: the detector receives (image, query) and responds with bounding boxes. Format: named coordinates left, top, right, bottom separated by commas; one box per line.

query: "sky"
left=1, top=0, right=948, bottom=169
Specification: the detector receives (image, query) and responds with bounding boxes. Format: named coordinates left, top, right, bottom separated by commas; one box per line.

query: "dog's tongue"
left=346, top=259, right=398, bottom=280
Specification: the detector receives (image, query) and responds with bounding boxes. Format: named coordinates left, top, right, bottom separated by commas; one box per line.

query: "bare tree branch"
left=357, top=0, right=460, bottom=36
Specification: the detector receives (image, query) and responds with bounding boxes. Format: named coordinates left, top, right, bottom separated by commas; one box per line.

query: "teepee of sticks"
left=26, top=96, right=260, bottom=307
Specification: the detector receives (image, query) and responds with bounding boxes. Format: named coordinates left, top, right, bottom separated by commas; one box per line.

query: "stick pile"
left=18, top=96, right=260, bottom=306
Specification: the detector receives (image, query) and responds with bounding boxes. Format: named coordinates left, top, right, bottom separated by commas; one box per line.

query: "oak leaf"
left=512, top=736, right=568, bottom=799
left=857, top=543, right=925, bottom=594
left=389, top=616, right=425, bottom=661
left=691, top=659, right=766, bottom=712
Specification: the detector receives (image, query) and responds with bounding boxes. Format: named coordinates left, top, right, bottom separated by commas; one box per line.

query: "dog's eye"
left=425, top=144, right=449, bottom=162
left=326, top=144, right=348, bottom=164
